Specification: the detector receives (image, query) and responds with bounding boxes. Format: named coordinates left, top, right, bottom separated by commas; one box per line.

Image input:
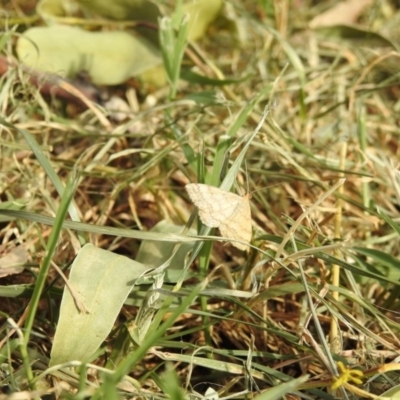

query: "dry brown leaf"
left=0, top=246, right=29, bottom=278
left=309, top=0, right=373, bottom=29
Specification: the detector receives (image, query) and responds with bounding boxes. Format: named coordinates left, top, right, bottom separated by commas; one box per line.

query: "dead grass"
left=1, top=0, right=400, bottom=399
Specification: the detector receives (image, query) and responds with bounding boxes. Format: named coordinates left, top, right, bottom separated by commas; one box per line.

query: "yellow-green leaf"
left=17, top=25, right=161, bottom=85
left=49, top=244, right=150, bottom=365
left=183, top=0, right=223, bottom=41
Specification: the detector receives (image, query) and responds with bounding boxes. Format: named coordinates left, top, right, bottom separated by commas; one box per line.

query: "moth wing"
left=218, top=194, right=252, bottom=250
left=185, top=184, right=243, bottom=228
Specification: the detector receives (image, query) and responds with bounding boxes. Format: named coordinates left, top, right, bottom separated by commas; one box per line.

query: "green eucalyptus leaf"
left=49, top=244, right=150, bottom=365
left=17, top=25, right=161, bottom=85
left=183, top=0, right=223, bottom=41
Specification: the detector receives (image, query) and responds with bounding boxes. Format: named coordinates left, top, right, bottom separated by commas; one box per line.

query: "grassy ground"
left=1, top=0, right=400, bottom=399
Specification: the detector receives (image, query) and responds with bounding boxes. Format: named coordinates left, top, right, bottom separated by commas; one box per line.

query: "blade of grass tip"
left=20, top=168, right=78, bottom=388
left=159, top=17, right=175, bottom=84
left=210, top=88, right=272, bottom=187
left=210, top=94, right=261, bottom=172
left=210, top=135, right=233, bottom=186
left=159, top=14, right=188, bottom=100
left=219, top=104, right=272, bottom=191
left=173, top=14, right=189, bottom=77
left=171, top=0, right=185, bottom=28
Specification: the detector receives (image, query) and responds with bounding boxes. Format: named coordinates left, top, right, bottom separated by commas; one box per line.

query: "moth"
left=186, top=183, right=252, bottom=250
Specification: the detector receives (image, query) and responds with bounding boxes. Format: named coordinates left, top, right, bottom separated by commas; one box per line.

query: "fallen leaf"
left=0, top=246, right=29, bottom=278
left=309, top=0, right=373, bottom=29
left=17, top=25, right=161, bottom=85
